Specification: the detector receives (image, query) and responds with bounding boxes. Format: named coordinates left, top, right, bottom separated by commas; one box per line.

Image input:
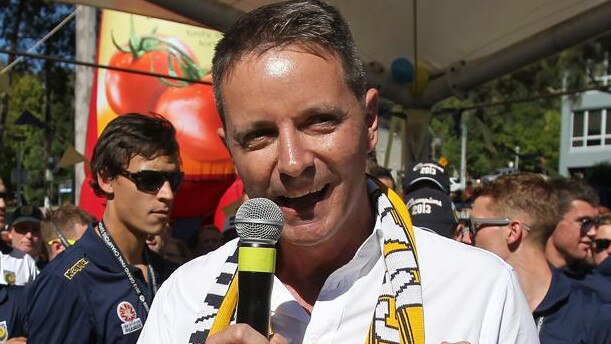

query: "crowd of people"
left=0, top=0, right=610, bottom=343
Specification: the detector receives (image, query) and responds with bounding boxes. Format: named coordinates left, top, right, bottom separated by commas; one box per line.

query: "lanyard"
left=52, top=221, right=72, bottom=248
left=97, top=221, right=157, bottom=314
left=535, top=315, right=545, bottom=334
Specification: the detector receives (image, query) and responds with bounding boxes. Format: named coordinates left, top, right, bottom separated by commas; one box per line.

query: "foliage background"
left=0, top=0, right=76, bottom=205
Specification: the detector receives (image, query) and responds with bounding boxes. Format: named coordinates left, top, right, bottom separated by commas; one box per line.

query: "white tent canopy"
left=62, top=0, right=611, bottom=107
left=59, top=0, right=611, bottom=194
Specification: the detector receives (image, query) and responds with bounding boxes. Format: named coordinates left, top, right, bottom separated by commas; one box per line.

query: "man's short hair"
left=549, top=178, right=599, bottom=217
left=212, top=0, right=367, bottom=124
left=41, top=204, right=94, bottom=248
left=473, top=173, right=559, bottom=247
left=89, top=113, right=180, bottom=197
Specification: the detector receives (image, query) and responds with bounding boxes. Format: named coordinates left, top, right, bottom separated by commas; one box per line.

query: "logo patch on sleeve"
left=117, top=301, right=143, bottom=335
left=0, top=320, right=8, bottom=341
left=64, top=258, right=89, bottom=280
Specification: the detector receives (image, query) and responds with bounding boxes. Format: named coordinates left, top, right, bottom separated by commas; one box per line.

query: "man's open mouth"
left=277, top=184, right=329, bottom=209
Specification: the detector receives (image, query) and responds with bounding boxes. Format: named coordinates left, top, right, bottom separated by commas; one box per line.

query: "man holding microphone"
left=139, top=1, right=537, bottom=343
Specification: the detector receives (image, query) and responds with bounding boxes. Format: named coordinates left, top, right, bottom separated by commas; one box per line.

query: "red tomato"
left=105, top=37, right=199, bottom=115
left=154, top=83, right=230, bottom=161
left=106, top=50, right=170, bottom=115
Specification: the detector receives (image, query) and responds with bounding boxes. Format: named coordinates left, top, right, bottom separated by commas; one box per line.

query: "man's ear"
left=97, top=169, right=114, bottom=195
left=364, top=88, right=379, bottom=152
left=507, top=221, right=524, bottom=246
left=52, top=241, right=65, bottom=254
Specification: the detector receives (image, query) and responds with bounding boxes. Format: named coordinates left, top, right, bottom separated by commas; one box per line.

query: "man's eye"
left=240, top=129, right=276, bottom=149
left=306, top=114, right=339, bottom=129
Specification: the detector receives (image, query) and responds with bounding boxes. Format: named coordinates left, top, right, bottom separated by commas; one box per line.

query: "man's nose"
left=277, top=129, right=314, bottom=178
left=585, top=223, right=597, bottom=238
left=157, top=180, right=175, bottom=201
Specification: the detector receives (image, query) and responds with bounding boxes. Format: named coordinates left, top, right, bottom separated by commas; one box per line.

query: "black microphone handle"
left=237, top=271, right=274, bottom=336
left=236, top=241, right=276, bottom=338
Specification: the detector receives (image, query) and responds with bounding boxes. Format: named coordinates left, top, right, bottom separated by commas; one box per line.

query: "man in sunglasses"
left=593, top=213, right=611, bottom=266
left=470, top=173, right=611, bottom=342
left=140, top=1, right=537, bottom=343
left=0, top=180, right=35, bottom=342
left=0, top=179, right=38, bottom=286
left=579, top=213, right=611, bottom=301
left=546, top=178, right=600, bottom=270
left=544, top=178, right=611, bottom=300
left=7, top=205, right=46, bottom=269
left=22, top=113, right=182, bottom=344
left=40, top=204, right=93, bottom=261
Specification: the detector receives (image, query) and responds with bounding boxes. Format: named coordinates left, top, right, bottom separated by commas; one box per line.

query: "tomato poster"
left=79, top=10, right=236, bottom=220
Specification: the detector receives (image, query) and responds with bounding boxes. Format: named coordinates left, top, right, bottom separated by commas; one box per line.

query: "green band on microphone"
left=238, top=247, right=276, bottom=273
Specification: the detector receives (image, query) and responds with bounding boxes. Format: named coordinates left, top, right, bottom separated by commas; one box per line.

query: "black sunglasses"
left=593, top=238, right=611, bottom=252
left=12, top=223, right=41, bottom=234
left=119, top=170, right=184, bottom=193
left=574, top=216, right=599, bottom=237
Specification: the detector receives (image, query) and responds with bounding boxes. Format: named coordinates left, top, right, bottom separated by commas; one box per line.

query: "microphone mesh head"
left=235, top=198, right=283, bottom=244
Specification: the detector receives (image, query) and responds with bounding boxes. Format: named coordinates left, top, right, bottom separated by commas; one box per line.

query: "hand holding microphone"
left=234, top=198, right=283, bottom=338
left=205, top=324, right=287, bottom=344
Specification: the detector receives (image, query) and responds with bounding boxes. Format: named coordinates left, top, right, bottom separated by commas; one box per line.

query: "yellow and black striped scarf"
left=189, top=180, right=424, bottom=344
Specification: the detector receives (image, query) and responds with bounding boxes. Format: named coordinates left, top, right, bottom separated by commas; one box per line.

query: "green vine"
left=110, top=16, right=207, bottom=87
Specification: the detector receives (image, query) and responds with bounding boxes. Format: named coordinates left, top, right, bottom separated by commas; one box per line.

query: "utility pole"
left=74, top=5, right=96, bottom=204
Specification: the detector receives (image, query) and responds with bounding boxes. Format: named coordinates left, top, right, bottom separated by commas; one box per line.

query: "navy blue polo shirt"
left=22, top=225, right=177, bottom=344
left=0, top=285, right=25, bottom=341
left=562, top=263, right=611, bottom=302
left=597, top=257, right=611, bottom=279
left=534, top=268, right=611, bottom=343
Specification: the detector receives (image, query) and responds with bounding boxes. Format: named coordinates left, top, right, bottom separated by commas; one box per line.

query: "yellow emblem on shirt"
left=3, top=272, right=15, bottom=286
left=0, top=320, right=8, bottom=341
left=64, top=258, right=89, bottom=280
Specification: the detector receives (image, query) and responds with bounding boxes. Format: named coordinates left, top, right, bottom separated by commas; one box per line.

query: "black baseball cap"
left=403, top=160, right=450, bottom=194
left=9, top=205, right=43, bottom=226
left=405, top=187, right=457, bottom=238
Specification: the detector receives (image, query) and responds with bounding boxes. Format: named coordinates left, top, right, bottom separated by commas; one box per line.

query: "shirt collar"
left=76, top=224, right=120, bottom=271
left=534, top=267, right=572, bottom=315
left=596, top=257, right=611, bottom=277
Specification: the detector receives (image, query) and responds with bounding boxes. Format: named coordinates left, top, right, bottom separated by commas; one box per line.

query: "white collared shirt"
left=139, top=205, right=538, bottom=343
left=0, top=248, right=39, bottom=286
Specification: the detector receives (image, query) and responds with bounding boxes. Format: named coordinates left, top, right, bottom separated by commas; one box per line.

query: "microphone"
left=234, top=198, right=283, bottom=338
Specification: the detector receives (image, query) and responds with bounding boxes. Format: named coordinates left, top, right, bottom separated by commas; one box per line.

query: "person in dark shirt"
left=592, top=213, right=611, bottom=268
left=40, top=203, right=93, bottom=261
left=471, top=173, right=611, bottom=343
left=579, top=213, right=611, bottom=301
left=545, top=178, right=611, bottom=302
left=22, top=113, right=183, bottom=343
left=546, top=178, right=599, bottom=272
left=0, top=285, right=26, bottom=343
